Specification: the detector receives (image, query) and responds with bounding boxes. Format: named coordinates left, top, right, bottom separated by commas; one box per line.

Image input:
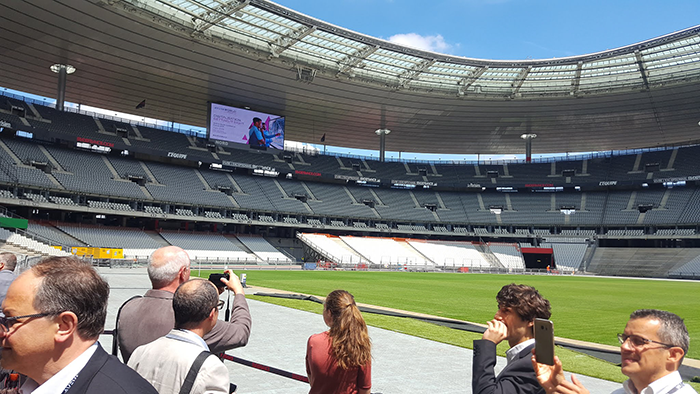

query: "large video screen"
left=207, top=102, right=285, bottom=149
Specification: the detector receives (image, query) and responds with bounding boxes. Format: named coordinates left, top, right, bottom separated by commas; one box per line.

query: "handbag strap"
left=179, top=351, right=212, bottom=394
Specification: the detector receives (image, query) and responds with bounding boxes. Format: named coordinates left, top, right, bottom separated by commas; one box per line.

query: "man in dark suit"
left=0, top=256, right=157, bottom=393
left=472, top=283, right=552, bottom=394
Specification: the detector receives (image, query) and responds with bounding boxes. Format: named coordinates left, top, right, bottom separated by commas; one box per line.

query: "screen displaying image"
left=208, top=102, right=285, bottom=149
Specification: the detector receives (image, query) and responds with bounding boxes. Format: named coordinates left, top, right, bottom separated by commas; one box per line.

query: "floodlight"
left=50, top=64, right=76, bottom=74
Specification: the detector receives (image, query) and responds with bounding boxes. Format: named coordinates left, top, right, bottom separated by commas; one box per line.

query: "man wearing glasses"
left=117, top=246, right=251, bottom=362
left=532, top=309, right=696, bottom=394
left=0, top=256, right=157, bottom=393
left=128, top=279, right=230, bottom=394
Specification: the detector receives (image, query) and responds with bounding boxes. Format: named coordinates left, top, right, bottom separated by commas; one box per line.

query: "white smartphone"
left=534, top=318, right=555, bottom=365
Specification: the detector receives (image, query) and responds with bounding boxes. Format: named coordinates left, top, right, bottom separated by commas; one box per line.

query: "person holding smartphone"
left=532, top=309, right=696, bottom=394
left=472, top=283, right=552, bottom=394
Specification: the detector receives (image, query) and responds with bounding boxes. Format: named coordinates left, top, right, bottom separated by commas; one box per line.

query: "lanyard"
left=61, top=374, right=79, bottom=394
left=665, top=381, right=687, bottom=394
left=166, top=329, right=207, bottom=349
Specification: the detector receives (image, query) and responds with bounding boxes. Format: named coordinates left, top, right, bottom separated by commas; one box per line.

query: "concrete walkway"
left=99, top=267, right=622, bottom=394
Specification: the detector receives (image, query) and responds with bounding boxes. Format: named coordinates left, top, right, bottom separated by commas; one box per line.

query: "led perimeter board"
left=207, top=102, right=285, bottom=149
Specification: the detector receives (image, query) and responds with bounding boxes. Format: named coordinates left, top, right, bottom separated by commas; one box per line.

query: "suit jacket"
left=128, top=329, right=229, bottom=394
left=66, top=344, right=158, bottom=394
left=472, top=339, right=544, bottom=394
left=117, top=289, right=251, bottom=362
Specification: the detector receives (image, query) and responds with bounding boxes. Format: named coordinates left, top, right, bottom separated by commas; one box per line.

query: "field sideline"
left=202, top=270, right=700, bottom=359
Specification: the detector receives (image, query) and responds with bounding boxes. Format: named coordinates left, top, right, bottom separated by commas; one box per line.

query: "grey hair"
left=147, top=248, right=190, bottom=287
left=630, top=309, right=689, bottom=358
left=32, top=256, right=109, bottom=339
left=0, top=252, right=16, bottom=271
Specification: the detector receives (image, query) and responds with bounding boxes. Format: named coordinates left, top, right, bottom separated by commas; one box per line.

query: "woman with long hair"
left=306, top=290, right=372, bottom=394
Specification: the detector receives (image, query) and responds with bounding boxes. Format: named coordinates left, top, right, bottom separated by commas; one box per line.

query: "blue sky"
left=274, top=0, right=700, bottom=60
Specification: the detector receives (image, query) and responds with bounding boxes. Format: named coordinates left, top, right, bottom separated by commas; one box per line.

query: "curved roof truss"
left=142, top=0, right=700, bottom=98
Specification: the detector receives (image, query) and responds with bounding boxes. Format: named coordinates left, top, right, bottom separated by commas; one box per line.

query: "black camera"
left=208, top=272, right=230, bottom=287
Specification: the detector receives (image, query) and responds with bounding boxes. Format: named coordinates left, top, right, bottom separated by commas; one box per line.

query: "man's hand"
left=220, top=269, right=244, bottom=295
left=482, top=319, right=508, bottom=344
left=531, top=353, right=588, bottom=394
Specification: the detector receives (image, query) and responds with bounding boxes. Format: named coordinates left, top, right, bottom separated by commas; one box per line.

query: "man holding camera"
left=117, top=246, right=251, bottom=362
left=128, top=279, right=231, bottom=394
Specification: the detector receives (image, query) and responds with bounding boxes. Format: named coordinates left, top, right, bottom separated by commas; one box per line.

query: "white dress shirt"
left=612, top=371, right=697, bottom=394
left=506, top=338, right=535, bottom=365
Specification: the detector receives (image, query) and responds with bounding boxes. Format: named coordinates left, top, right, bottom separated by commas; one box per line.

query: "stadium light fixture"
left=50, top=64, right=76, bottom=74
left=375, top=129, right=391, bottom=162
left=521, top=133, right=537, bottom=163
left=50, top=64, right=76, bottom=112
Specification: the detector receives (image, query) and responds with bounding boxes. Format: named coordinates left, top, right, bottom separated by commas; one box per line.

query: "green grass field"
left=194, top=269, right=700, bottom=386
left=203, top=270, right=700, bottom=358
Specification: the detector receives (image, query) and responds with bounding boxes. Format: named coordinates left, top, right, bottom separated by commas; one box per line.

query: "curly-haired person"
left=473, top=283, right=552, bottom=394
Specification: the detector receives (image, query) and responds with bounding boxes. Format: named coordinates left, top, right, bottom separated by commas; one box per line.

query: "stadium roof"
left=1, top=0, right=700, bottom=154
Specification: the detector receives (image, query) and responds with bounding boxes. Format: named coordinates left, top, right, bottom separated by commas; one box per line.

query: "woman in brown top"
left=305, top=290, right=372, bottom=394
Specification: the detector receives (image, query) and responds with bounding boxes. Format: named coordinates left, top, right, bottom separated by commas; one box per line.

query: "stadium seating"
left=298, top=233, right=366, bottom=264
left=236, top=235, right=292, bottom=263
left=58, top=225, right=163, bottom=249
left=588, top=247, right=699, bottom=277
left=339, top=236, right=431, bottom=267
left=546, top=242, right=588, bottom=271
left=0, top=228, right=71, bottom=257
left=3, top=98, right=700, bottom=278
left=27, top=222, right=85, bottom=247
left=668, top=253, right=700, bottom=277
left=407, top=240, right=491, bottom=267
left=488, top=243, right=525, bottom=269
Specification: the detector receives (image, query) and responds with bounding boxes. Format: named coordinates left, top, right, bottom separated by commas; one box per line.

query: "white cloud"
left=388, top=33, right=452, bottom=54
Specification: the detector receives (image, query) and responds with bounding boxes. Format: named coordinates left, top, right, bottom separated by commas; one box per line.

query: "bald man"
left=0, top=252, right=17, bottom=304
left=116, top=246, right=251, bottom=362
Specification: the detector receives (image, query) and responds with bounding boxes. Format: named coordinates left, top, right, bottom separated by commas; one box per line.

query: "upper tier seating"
left=4, top=97, right=700, bottom=187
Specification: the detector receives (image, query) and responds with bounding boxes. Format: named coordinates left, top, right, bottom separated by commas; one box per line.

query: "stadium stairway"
left=477, top=243, right=504, bottom=268
left=144, top=231, right=171, bottom=247
left=0, top=242, right=37, bottom=257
